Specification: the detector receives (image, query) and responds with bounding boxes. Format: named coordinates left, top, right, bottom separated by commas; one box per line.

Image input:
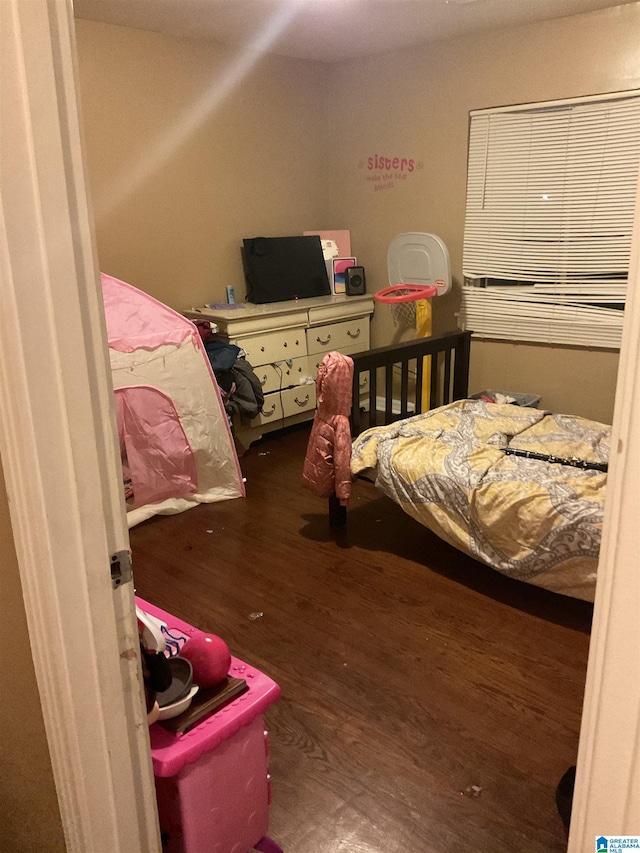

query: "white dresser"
left=185, top=294, right=374, bottom=448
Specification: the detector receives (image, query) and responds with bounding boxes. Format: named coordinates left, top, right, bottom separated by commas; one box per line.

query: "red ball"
left=179, top=633, right=231, bottom=687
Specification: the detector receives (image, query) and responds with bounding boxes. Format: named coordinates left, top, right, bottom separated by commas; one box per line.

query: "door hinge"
left=110, top=550, right=133, bottom=589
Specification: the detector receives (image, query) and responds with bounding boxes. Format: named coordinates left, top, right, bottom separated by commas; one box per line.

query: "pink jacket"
left=302, top=351, right=354, bottom=505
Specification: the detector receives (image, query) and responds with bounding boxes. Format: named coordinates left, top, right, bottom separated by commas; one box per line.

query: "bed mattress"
left=350, top=399, right=610, bottom=601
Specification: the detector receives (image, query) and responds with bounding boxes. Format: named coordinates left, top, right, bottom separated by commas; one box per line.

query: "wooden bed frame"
left=343, top=330, right=604, bottom=602
left=350, top=329, right=472, bottom=436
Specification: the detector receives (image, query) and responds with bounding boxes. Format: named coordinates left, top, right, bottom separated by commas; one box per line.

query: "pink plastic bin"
left=137, top=599, right=282, bottom=853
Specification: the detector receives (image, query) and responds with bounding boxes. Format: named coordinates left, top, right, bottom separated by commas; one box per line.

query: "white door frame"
left=0, top=2, right=160, bottom=851
left=567, top=170, right=640, bottom=843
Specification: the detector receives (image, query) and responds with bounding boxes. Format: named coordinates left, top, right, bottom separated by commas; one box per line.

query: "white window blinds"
left=460, top=91, right=640, bottom=349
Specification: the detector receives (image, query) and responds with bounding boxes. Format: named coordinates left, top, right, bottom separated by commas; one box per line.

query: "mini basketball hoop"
left=375, top=283, right=438, bottom=329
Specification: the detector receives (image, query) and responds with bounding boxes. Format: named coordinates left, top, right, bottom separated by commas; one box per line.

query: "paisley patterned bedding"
left=350, top=399, right=610, bottom=601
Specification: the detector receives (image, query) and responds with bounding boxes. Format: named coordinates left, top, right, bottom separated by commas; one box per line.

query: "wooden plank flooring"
left=130, top=424, right=592, bottom=853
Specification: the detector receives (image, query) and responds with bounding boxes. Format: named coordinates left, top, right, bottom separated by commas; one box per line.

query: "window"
left=459, top=90, right=640, bottom=349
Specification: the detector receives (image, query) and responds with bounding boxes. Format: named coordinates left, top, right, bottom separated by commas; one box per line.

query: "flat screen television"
left=242, top=235, right=331, bottom=304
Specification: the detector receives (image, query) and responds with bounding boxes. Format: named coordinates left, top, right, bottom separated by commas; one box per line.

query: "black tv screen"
left=242, top=235, right=331, bottom=304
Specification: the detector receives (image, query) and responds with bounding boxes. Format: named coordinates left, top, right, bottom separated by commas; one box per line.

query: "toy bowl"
left=155, top=656, right=193, bottom=708
left=157, top=685, right=199, bottom=720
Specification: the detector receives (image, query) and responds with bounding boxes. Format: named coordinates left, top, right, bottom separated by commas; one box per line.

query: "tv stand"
left=185, top=293, right=374, bottom=449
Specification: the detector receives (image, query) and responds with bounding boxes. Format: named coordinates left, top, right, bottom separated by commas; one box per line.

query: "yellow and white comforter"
left=351, top=400, right=610, bottom=601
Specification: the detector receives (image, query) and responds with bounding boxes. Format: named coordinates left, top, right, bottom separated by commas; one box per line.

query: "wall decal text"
left=359, top=156, right=423, bottom=192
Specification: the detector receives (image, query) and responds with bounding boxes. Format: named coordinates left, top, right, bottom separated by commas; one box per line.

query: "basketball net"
left=391, top=296, right=417, bottom=329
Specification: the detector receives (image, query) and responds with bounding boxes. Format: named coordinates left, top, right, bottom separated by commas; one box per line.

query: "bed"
left=349, top=331, right=608, bottom=602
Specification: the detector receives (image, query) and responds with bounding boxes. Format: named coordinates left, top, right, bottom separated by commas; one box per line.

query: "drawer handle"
left=316, top=334, right=331, bottom=345
left=283, top=342, right=288, bottom=347
left=261, top=403, right=277, bottom=417
left=260, top=346, right=265, bottom=352
left=260, top=375, right=268, bottom=386
left=294, top=394, right=310, bottom=407
left=347, top=328, right=361, bottom=339
left=359, top=376, right=368, bottom=388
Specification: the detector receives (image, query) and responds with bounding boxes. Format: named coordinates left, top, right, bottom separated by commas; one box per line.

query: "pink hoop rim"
left=375, top=284, right=438, bottom=304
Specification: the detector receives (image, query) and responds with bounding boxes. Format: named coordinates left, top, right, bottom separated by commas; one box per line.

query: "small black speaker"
left=345, top=266, right=366, bottom=296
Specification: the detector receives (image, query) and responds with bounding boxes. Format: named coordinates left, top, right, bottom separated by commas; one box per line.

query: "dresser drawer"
left=232, top=328, right=307, bottom=367
left=281, top=384, right=316, bottom=419
left=254, top=356, right=311, bottom=394
left=250, top=393, right=284, bottom=427
left=306, top=318, right=369, bottom=356
left=245, top=384, right=316, bottom=428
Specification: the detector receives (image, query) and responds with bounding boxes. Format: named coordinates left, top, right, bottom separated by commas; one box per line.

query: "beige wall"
left=76, top=4, right=640, bottom=423
left=0, top=457, right=65, bottom=852
left=328, top=2, right=640, bottom=422
left=75, top=20, right=331, bottom=311
left=469, top=340, right=620, bottom=422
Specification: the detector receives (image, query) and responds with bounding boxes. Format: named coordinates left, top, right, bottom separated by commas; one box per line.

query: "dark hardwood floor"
left=130, top=423, right=593, bottom=853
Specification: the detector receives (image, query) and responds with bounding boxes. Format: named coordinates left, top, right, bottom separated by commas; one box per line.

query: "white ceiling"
left=73, top=0, right=636, bottom=63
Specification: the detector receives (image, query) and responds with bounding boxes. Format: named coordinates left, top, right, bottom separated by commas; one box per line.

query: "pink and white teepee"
left=101, top=273, right=244, bottom=527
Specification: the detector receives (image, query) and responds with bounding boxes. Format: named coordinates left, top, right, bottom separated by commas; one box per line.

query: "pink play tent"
left=102, top=273, right=245, bottom=527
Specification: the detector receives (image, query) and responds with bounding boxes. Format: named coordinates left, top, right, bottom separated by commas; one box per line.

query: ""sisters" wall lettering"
left=360, top=155, right=422, bottom=192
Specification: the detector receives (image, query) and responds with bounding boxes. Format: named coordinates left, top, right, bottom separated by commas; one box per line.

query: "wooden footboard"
left=350, top=330, right=472, bottom=436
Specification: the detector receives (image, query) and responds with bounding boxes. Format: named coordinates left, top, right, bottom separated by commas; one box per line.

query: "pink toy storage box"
left=138, top=599, right=282, bottom=853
